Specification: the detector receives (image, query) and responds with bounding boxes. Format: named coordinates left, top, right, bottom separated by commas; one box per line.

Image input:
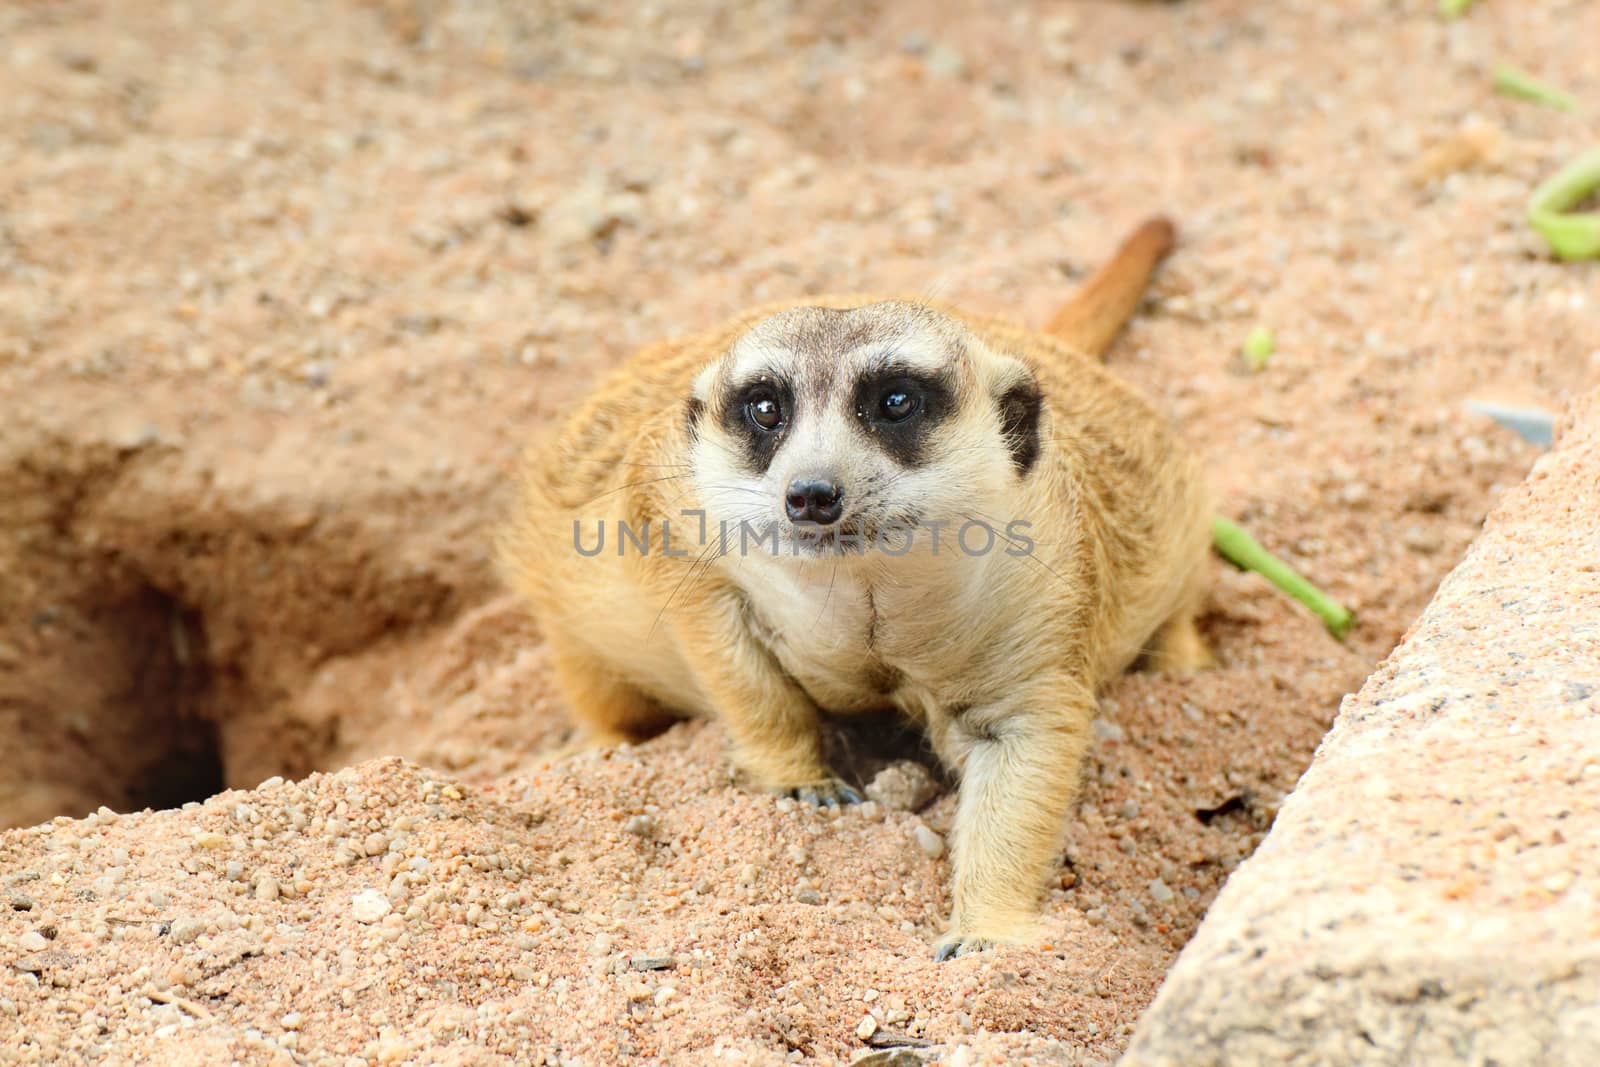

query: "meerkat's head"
left=685, top=300, right=1044, bottom=560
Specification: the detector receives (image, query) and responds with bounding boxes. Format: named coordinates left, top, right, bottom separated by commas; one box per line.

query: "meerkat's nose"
left=785, top=478, right=844, bottom=526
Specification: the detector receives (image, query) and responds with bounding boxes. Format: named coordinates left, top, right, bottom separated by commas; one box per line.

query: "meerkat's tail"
left=1044, top=216, right=1176, bottom=359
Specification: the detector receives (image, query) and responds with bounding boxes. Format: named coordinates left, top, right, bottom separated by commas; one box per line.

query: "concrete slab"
left=1123, top=390, right=1600, bottom=1066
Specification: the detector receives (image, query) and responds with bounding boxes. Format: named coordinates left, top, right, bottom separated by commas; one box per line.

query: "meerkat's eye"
left=745, top=390, right=784, bottom=432
left=879, top=388, right=919, bottom=422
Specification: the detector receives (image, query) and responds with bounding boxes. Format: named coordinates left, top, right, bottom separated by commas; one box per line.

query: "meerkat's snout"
left=784, top=477, right=844, bottom=526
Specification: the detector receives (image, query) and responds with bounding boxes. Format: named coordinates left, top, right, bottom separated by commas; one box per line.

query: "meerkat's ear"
left=990, top=357, right=1043, bottom=476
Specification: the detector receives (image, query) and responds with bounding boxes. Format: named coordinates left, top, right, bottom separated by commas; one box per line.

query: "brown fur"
left=499, top=218, right=1212, bottom=956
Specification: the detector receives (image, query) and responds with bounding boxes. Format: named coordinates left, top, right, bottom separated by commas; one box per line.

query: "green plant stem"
left=1211, top=516, right=1354, bottom=640
left=1527, top=147, right=1600, bottom=261
left=1492, top=64, right=1578, bottom=112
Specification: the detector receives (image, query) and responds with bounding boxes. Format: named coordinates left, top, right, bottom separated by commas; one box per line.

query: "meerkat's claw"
left=788, top=779, right=863, bottom=808
left=934, top=935, right=996, bottom=962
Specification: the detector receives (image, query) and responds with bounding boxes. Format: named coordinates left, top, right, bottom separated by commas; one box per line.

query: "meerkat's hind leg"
left=1140, top=611, right=1215, bottom=673
left=543, top=631, right=679, bottom=749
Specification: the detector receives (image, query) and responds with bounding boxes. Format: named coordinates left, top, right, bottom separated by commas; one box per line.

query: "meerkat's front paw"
left=934, top=910, right=1035, bottom=961
left=785, top=778, right=863, bottom=808
left=934, top=934, right=998, bottom=961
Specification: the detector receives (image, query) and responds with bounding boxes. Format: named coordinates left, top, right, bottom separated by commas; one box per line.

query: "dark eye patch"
left=851, top=368, right=954, bottom=467
left=719, top=376, right=793, bottom=475
left=997, top=377, right=1042, bottom=476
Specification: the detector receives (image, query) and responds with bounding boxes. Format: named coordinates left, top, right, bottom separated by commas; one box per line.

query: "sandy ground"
left=2, top=0, right=1598, bottom=1063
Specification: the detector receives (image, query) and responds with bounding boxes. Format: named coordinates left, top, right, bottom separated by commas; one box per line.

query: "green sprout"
left=1439, top=0, right=1476, bottom=17
left=1241, top=326, right=1276, bottom=372
left=1527, top=148, right=1600, bottom=261
left=1211, top=516, right=1354, bottom=640
left=1492, top=64, right=1578, bottom=112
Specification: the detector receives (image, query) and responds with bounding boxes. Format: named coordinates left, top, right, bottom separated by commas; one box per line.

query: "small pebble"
left=629, top=954, right=676, bottom=972
left=1148, top=879, right=1174, bottom=905
left=856, top=1014, right=879, bottom=1040
left=168, top=917, right=205, bottom=944
left=1091, top=719, right=1125, bottom=742
left=1403, top=527, right=1444, bottom=554
left=865, top=761, right=941, bottom=812
left=912, top=825, right=946, bottom=859
left=624, top=815, right=656, bottom=837
left=924, top=44, right=967, bottom=80
left=351, top=890, right=391, bottom=923
left=1338, top=482, right=1371, bottom=509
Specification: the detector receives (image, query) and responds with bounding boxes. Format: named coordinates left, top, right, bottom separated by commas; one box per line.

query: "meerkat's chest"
left=737, top=559, right=994, bottom=714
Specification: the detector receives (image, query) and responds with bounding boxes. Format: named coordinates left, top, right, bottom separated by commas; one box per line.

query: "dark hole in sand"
left=105, top=586, right=224, bottom=811
left=25, top=582, right=226, bottom=818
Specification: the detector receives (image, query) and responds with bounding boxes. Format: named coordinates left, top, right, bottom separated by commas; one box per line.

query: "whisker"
left=575, top=473, right=686, bottom=509
left=813, top=558, right=841, bottom=628
left=648, top=523, right=733, bottom=642
left=960, top=510, right=1078, bottom=594
left=645, top=500, right=775, bottom=641
left=963, top=504, right=1068, bottom=549
left=560, top=457, right=692, bottom=470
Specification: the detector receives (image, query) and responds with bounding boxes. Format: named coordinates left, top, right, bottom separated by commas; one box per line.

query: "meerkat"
left=499, top=217, right=1213, bottom=957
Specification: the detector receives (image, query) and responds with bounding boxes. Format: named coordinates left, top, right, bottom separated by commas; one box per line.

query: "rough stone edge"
left=1121, top=388, right=1600, bottom=1067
